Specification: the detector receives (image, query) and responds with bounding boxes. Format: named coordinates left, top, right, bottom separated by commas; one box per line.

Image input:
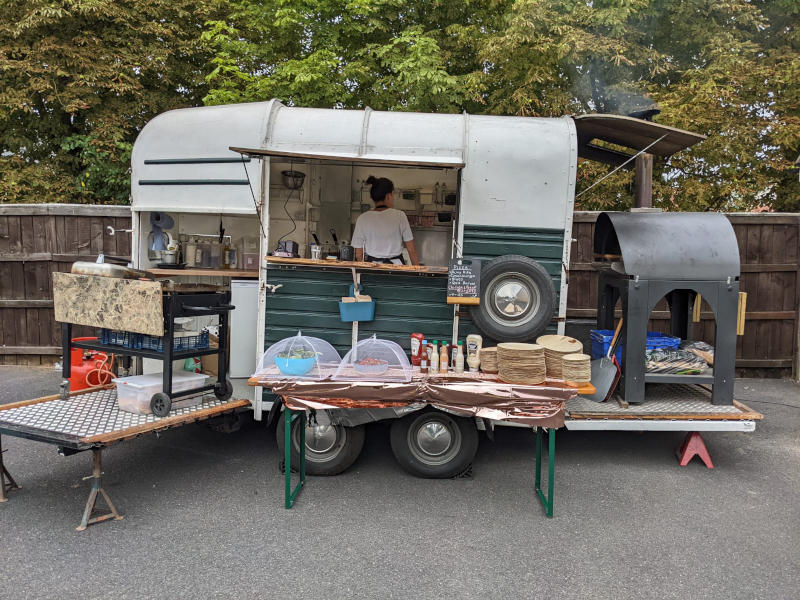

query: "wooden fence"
left=567, top=212, right=800, bottom=378
left=0, top=205, right=798, bottom=377
left=0, top=204, right=131, bottom=365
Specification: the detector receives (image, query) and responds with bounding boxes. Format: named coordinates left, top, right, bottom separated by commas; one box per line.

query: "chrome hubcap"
left=487, top=272, right=541, bottom=327
left=305, top=424, right=339, bottom=454
left=416, top=422, right=453, bottom=456
left=407, top=414, right=462, bottom=466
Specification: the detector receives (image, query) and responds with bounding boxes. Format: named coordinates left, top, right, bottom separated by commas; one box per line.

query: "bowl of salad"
left=352, top=357, right=389, bottom=375
left=275, top=349, right=318, bottom=376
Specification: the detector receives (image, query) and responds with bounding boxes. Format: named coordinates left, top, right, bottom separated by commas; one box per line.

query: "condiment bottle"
left=455, top=342, right=465, bottom=374
left=430, top=341, right=439, bottom=372
left=410, top=333, right=424, bottom=366
left=420, top=340, right=428, bottom=374
left=466, top=334, right=483, bottom=372
left=439, top=342, right=449, bottom=374
left=451, top=341, right=458, bottom=369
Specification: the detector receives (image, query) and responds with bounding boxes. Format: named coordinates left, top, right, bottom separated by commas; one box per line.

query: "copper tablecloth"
left=252, top=372, right=575, bottom=428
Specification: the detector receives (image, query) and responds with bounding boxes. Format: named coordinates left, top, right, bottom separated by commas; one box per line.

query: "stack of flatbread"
left=497, top=343, right=546, bottom=385
left=536, top=334, right=584, bottom=379
left=561, top=353, right=591, bottom=386
left=479, top=347, right=498, bottom=373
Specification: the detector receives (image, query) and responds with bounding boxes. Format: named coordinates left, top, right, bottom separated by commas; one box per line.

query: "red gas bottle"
left=68, top=338, right=114, bottom=391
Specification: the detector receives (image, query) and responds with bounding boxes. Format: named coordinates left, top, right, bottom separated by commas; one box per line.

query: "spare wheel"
left=469, top=255, right=556, bottom=342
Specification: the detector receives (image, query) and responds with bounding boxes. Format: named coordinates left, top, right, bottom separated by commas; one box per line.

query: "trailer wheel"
left=470, top=255, right=556, bottom=342
left=150, top=392, right=171, bottom=417
left=390, top=409, right=478, bottom=478
left=276, top=413, right=365, bottom=476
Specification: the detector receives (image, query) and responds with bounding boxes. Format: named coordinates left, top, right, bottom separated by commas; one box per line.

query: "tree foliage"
left=0, top=0, right=225, bottom=203
left=1, top=0, right=797, bottom=210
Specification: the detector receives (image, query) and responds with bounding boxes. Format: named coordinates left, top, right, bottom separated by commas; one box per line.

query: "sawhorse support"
left=284, top=407, right=306, bottom=509
left=0, top=434, right=21, bottom=502
left=676, top=431, right=714, bottom=469
left=77, top=447, right=123, bottom=531
left=534, top=427, right=556, bottom=518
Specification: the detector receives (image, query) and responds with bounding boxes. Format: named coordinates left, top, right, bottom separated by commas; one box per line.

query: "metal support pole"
left=284, top=406, right=306, bottom=509
left=0, top=434, right=21, bottom=502
left=76, top=447, right=123, bottom=531
left=534, top=427, right=556, bottom=518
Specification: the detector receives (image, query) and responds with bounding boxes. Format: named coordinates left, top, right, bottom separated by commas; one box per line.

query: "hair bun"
left=365, top=175, right=377, bottom=185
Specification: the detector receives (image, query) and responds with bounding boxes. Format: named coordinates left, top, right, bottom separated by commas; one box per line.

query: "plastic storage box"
left=139, top=330, right=210, bottom=352
left=115, top=372, right=209, bottom=415
left=590, top=329, right=680, bottom=362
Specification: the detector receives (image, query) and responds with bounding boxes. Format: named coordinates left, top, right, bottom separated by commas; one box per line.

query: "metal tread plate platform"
left=0, top=387, right=250, bottom=450
left=566, top=384, right=762, bottom=421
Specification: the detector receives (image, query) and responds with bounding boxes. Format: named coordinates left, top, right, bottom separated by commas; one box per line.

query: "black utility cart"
left=62, top=286, right=235, bottom=416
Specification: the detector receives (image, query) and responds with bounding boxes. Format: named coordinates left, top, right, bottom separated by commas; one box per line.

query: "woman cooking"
left=352, top=176, right=420, bottom=265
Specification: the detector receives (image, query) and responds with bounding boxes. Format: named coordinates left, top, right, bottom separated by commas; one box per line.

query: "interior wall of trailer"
left=136, top=211, right=261, bottom=271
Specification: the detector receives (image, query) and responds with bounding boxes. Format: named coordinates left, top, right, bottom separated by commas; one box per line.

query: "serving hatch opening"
left=231, top=146, right=463, bottom=268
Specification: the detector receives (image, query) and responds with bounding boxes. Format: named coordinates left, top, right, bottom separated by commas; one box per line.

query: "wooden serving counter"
left=265, top=255, right=449, bottom=275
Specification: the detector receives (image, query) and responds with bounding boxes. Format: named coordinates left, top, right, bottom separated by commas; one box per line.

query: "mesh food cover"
left=255, top=331, right=341, bottom=380
left=333, top=335, right=412, bottom=382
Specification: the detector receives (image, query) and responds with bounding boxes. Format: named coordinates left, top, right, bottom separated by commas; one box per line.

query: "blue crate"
left=140, top=330, right=210, bottom=353
left=339, top=284, right=375, bottom=323
left=99, top=329, right=142, bottom=349
left=590, top=329, right=680, bottom=362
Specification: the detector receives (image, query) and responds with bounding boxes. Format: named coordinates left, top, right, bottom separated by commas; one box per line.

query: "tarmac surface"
left=0, top=366, right=798, bottom=599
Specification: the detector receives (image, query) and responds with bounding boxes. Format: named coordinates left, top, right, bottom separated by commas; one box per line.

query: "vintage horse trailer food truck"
left=130, top=100, right=729, bottom=477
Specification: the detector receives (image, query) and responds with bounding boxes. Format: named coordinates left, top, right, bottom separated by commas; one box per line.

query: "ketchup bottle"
left=410, top=332, right=424, bottom=366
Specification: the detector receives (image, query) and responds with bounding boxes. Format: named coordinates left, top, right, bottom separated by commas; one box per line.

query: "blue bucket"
left=275, top=356, right=317, bottom=376
left=339, top=283, right=376, bottom=323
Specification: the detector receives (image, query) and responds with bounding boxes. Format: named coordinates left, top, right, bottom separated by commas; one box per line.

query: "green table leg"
left=534, top=427, right=556, bottom=517
left=284, top=407, right=306, bottom=509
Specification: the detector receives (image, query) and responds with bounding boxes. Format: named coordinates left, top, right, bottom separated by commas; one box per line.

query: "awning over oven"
left=574, top=114, right=706, bottom=168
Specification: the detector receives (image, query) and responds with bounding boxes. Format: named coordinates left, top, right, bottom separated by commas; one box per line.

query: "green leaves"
left=0, top=0, right=795, bottom=211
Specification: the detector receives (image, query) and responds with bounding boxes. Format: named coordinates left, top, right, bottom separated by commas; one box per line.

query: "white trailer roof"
left=132, top=100, right=578, bottom=229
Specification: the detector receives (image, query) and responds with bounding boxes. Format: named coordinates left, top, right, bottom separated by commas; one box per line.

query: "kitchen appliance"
left=275, top=240, right=299, bottom=257
left=339, top=241, right=355, bottom=262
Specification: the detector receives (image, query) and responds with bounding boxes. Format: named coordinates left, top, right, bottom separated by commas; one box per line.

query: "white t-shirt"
left=352, top=208, right=413, bottom=259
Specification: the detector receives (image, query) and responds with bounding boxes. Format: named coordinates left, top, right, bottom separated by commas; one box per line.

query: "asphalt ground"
left=0, top=366, right=798, bottom=599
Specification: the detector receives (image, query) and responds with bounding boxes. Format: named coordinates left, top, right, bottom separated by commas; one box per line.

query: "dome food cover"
left=333, top=335, right=412, bottom=382
left=255, top=332, right=341, bottom=380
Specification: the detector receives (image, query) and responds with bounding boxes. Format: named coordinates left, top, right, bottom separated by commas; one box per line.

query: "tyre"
left=214, top=378, right=233, bottom=401
left=150, top=392, right=171, bottom=417
left=470, top=254, right=557, bottom=342
left=276, top=412, right=365, bottom=476
left=390, top=409, right=478, bottom=478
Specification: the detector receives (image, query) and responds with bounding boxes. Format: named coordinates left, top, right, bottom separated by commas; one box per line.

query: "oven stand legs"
left=534, top=427, right=556, bottom=518
left=77, top=447, right=123, bottom=531
left=0, top=435, right=21, bottom=502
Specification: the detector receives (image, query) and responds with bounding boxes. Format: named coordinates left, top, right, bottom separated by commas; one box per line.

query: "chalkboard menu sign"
left=447, top=259, right=481, bottom=305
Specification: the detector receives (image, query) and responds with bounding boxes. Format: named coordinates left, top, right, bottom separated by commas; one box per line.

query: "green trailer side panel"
left=462, top=224, right=564, bottom=339
left=462, top=225, right=565, bottom=282
left=264, top=267, right=458, bottom=356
